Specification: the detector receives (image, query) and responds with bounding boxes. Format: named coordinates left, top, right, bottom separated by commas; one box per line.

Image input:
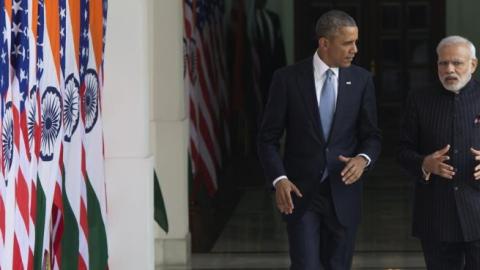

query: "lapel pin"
left=346, top=81, right=352, bottom=85
left=475, top=115, right=480, bottom=125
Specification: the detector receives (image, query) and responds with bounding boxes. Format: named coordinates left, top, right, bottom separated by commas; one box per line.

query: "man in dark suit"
left=398, top=36, right=480, bottom=269
left=257, top=10, right=381, bottom=270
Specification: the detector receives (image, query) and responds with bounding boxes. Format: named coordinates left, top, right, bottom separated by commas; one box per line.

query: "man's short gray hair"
left=437, top=35, right=477, bottom=59
left=315, top=10, right=357, bottom=39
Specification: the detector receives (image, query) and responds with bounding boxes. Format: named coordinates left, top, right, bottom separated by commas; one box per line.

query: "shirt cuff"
left=357, top=153, right=371, bottom=166
left=273, top=175, right=288, bottom=187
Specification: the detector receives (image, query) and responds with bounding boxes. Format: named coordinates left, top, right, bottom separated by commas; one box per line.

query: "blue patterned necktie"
left=320, top=69, right=335, bottom=139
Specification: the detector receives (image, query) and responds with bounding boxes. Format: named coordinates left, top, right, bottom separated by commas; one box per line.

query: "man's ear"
left=318, top=37, right=329, bottom=50
left=471, top=58, right=478, bottom=74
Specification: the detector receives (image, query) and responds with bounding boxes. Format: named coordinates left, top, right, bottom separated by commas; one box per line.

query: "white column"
left=151, top=0, right=190, bottom=267
left=104, top=0, right=154, bottom=270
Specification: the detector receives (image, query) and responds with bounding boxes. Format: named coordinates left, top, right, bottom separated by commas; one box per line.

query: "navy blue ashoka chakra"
left=28, top=86, right=38, bottom=149
left=84, top=69, right=99, bottom=133
left=40, top=86, right=62, bottom=161
left=2, top=102, right=13, bottom=177
left=63, top=73, right=80, bottom=142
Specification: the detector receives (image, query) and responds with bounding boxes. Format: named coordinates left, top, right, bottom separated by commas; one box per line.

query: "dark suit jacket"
left=398, top=79, right=480, bottom=242
left=257, top=57, right=381, bottom=227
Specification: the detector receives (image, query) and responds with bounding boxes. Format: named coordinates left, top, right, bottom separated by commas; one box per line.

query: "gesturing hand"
left=470, top=147, right=480, bottom=180
left=338, top=155, right=368, bottom=185
left=274, top=179, right=303, bottom=215
left=422, top=144, right=455, bottom=180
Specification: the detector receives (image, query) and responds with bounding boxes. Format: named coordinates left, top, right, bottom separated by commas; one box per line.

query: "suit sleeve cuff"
left=273, top=175, right=288, bottom=187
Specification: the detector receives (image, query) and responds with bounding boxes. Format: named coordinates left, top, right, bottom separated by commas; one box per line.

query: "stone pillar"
left=151, top=0, right=190, bottom=267
left=104, top=0, right=155, bottom=269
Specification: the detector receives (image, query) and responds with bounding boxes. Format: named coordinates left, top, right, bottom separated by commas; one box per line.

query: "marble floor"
left=158, top=106, right=426, bottom=269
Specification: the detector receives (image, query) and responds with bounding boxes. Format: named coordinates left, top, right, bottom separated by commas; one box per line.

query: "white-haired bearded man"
left=398, top=35, right=480, bottom=269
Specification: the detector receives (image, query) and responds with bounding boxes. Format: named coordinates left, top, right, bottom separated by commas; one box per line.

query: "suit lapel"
left=329, top=67, right=349, bottom=141
left=297, top=58, right=326, bottom=144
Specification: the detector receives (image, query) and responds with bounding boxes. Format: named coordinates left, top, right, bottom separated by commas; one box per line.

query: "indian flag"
left=78, top=0, right=108, bottom=268
left=34, top=0, right=64, bottom=268
left=58, top=0, right=88, bottom=268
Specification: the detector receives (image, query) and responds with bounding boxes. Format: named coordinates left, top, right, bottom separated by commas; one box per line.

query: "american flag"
left=10, top=0, right=35, bottom=268
left=184, top=0, right=218, bottom=197
left=184, top=0, right=230, bottom=198
left=0, top=0, right=9, bottom=267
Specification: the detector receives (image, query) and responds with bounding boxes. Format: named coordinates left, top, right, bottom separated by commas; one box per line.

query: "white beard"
left=440, top=72, right=472, bottom=93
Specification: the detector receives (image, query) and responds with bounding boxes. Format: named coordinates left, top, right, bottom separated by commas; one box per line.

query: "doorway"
left=294, top=0, right=445, bottom=105
left=293, top=0, right=446, bottom=257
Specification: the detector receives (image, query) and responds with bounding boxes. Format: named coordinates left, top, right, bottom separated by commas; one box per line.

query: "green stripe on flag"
left=60, top=166, right=79, bottom=270
left=86, top=175, right=108, bottom=269
left=154, top=170, right=168, bottom=233
left=33, top=177, right=46, bottom=270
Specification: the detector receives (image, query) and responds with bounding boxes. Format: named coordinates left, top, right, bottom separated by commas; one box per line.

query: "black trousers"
left=286, top=179, right=357, bottom=270
left=421, top=239, right=480, bottom=270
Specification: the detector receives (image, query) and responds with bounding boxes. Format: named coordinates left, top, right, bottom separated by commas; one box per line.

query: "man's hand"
left=338, top=155, right=368, bottom=185
left=422, top=145, right=455, bottom=180
left=470, top=147, right=480, bottom=180
left=274, top=178, right=303, bottom=215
